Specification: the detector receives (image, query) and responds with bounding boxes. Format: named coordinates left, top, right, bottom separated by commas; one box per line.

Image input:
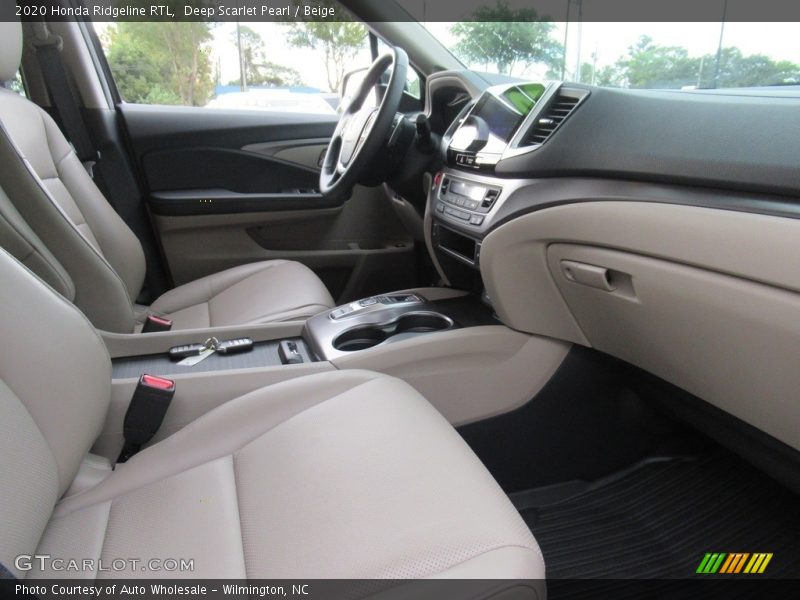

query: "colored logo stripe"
left=697, top=553, right=726, bottom=573
left=719, top=553, right=736, bottom=573
left=719, top=553, right=749, bottom=573
left=744, top=553, right=773, bottom=574
left=697, top=552, right=773, bottom=574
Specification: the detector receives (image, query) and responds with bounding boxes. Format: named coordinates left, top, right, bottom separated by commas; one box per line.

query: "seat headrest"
left=0, top=19, right=23, bottom=83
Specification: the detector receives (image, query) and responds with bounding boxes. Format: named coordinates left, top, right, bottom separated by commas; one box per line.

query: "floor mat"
left=516, top=452, right=800, bottom=578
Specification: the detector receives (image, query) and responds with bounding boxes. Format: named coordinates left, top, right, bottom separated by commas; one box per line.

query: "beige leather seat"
left=0, top=20, right=333, bottom=333
left=0, top=247, right=545, bottom=586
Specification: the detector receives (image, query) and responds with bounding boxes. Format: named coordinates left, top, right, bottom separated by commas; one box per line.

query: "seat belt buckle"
left=141, top=314, right=173, bottom=333
left=117, top=374, right=176, bottom=464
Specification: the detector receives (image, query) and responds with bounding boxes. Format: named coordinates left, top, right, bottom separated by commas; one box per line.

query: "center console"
left=96, top=286, right=568, bottom=463
left=428, top=81, right=589, bottom=289
left=86, top=83, right=588, bottom=465
left=106, top=290, right=495, bottom=380
left=303, top=292, right=478, bottom=360
left=303, top=292, right=489, bottom=360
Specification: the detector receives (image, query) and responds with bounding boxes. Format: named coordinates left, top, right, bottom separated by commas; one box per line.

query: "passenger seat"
left=0, top=19, right=333, bottom=333
left=0, top=247, right=545, bottom=588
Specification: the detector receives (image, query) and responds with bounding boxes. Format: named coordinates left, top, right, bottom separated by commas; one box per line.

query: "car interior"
left=1, top=0, right=799, bottom=593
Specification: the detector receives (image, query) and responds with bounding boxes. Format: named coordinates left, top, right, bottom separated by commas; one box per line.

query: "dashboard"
left=424, top=75, right=800, bottom=281
left=444, top=82, right=578, bottom=170
left=425, top=79, right=589, bottom=277
left=420, top=72, right=800, bottom=462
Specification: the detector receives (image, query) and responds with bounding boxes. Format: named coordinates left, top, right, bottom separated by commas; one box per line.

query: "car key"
left=216, top=337, right=254, bottom=355
left=168, top=343, right=207, bottom=361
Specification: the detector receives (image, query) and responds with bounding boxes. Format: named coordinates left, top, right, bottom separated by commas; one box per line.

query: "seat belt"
left=31, top=24, right=99, bottom=175
left=117, top=374, right=176, bottom=464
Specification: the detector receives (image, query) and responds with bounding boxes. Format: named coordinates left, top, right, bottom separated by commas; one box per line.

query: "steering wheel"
left=320, top=47, right=409, bottom=201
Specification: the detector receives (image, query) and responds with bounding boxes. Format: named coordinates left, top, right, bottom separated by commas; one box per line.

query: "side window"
left=376, top=36, right=423, bottom=101
left=406, top=68, right=422, bottom=100
left=94, top=19, right=373, bottom=114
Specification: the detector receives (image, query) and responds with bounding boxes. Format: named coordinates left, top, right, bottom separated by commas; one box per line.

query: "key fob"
left=216, top=337, right=254, bottom=355
left=168, top=343, right=206, bottom=361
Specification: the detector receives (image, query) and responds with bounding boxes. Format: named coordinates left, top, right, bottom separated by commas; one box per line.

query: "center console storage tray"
left=112, top=337, right=315, bottom=379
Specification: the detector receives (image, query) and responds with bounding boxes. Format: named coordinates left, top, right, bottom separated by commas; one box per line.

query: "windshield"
left=421, top=21, right=800, bottom=90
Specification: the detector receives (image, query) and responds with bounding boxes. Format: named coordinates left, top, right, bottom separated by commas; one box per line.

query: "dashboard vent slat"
left=524, top=91, right=584, bottom=146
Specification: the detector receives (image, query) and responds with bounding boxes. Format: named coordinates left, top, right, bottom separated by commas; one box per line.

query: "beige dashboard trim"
left=482, top=201, right=800, bottom=341
left=481, top=200, right=800, bottom=450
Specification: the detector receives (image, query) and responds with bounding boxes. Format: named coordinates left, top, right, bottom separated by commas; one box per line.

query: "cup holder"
left=394, top=313, right=452, bottom=334
left=332, top=312, right=453, bottom=352
left=332, top=327, right=388, bottom=352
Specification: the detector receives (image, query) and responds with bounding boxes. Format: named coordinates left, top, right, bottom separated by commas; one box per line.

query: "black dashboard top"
left=436, top=78, right=800, bottom=199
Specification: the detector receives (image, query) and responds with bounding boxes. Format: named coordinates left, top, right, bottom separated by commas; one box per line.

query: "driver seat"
left=0, top=20, right=334, bottom=333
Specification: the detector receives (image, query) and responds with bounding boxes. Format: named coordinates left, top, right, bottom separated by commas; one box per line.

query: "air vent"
left=524, top=90, right=585, bottom=146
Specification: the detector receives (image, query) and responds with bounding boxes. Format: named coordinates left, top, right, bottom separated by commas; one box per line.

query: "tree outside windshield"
left=423, top=11, right=799, bottom=90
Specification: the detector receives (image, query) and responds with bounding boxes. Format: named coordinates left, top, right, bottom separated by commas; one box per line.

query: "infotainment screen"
left=478, top=94, right=524, bottom=142
left=450, top=83, right=546, bottom=155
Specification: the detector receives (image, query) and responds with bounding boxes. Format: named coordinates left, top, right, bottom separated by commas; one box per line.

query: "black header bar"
left=4, top=0, right=800, bottom=23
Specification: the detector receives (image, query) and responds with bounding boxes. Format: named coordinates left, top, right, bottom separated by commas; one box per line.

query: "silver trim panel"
left=303, top=293, right=457, bottom=361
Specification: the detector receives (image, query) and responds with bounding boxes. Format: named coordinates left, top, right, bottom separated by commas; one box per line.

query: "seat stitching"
left=207, top=261, right=288, bottom=299
left=0, top=209, right=74, bottom=295
left=0, top=121, right=136, bottom=306
left=205, top=299, right=215, bottom=326
left=40, top=108, right=72, bottom=167
left=22, top=246, right=75, bottom=299
left=225, top=303, right=332, bottom=326
left=53, top=375, right=386, bottom=517
left=53, top=147, right=73, bottom=168
left=421, top=543, right=545, bottom=578
left=219, top=375, right=381, bottom=453
left=229, top=455, right=248, bottom=579
left=17, top=247, right=35, bottom=262
left=37, top=113, right=135, bottom=305
left=224, top=467, right=543, bottom=579
left=0, top=250, right=114, bottom=486
left=92, top=500, right=114, bottom=581
left=232, top=376, right=386, bottom=453
left=38, top=177, right=90, bottom=228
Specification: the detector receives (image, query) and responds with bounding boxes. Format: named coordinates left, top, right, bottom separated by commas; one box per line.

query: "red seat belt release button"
left=141, top=314, right=173, bottom=333
left=141, top=374, right=176, bottom=391
left=117, top=374, right=176, bottom=463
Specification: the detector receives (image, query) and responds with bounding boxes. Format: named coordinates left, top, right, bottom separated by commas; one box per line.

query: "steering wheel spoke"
left=336, top=112, right=353, bottom=137
left=319, top=48, right=409, bottom=202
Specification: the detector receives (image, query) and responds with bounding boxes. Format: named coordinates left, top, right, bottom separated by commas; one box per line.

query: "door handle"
left=560, top=260, right=615, bottom=291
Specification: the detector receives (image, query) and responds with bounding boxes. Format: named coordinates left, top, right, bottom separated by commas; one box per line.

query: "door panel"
left=119, top=104, right=338, bottom=152
left=143, top=148, right=323, bottom=199
left=118, top=104, right=416, bottom=302
left=241, top=139, right=330, bottom=170
left=151, top=189, right=415, bottom=301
